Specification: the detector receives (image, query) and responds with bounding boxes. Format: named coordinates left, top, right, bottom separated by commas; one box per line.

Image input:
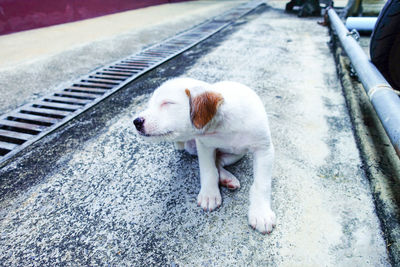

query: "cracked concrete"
left=0, top=1, right=392, bottom=266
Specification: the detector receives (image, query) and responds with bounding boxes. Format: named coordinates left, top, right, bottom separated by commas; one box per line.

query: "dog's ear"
left=185, top=88, right=224, bottom=129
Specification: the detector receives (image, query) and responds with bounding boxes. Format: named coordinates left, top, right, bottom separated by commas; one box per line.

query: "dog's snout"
left=133, top=117, right=145, bottom=132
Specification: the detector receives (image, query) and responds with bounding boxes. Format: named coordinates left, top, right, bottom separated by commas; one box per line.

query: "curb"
left=330, top=32, right=400, bottom=265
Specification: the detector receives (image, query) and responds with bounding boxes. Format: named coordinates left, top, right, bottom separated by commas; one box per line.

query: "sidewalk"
left=0, top=0, right=242, bottom=115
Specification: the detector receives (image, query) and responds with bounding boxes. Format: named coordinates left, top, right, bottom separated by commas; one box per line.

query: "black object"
left=285, top=0, right=321, bottom=17
left=370, top=0, right=400, bottom=91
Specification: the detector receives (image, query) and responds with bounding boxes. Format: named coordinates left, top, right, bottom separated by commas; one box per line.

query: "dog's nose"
left=133, top=117, right=145, bottom=131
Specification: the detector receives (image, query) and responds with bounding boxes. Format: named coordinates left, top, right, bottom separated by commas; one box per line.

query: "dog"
left=133, top=78, right=276, bottom=234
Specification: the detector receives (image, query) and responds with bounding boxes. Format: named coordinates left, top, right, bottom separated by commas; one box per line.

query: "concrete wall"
left=0, top=0, right=188, bottom=35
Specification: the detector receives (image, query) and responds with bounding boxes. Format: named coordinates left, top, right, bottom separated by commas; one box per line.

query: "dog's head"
left=133, top=79, right=224, bottom=142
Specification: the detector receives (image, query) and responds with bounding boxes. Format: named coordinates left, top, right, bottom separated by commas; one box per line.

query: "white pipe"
left=328, top=8, right=400, bottom=156
left=345, top=17, right=377, bottom=32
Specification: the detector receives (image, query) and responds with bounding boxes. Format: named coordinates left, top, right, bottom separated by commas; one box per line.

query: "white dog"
left=133, top=78, right=276, bottom=234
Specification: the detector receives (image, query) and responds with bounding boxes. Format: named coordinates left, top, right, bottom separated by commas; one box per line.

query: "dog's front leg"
left=195, top=139, right=221, bottom=211
left=248, top=145, right=276, bottom=234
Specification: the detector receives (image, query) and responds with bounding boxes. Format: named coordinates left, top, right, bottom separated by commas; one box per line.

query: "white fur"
left=134, top=78, right=276, bottom=234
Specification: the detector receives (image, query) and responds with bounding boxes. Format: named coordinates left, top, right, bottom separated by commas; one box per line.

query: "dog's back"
left=211, top=81, right=270, bottom=137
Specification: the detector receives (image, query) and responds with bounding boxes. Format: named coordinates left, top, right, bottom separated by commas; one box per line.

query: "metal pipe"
left=328, top=8, right=400, bottom=156
left=345, top=17, right=377, bottom=32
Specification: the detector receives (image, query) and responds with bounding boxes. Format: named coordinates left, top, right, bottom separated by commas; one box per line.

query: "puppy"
left=133, top=78, right=276, bottom=234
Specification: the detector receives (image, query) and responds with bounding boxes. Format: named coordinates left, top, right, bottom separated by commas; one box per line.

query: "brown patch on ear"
left=188, top=91, right=224, bottom=129
left=185, top=88, right=191, bottom=98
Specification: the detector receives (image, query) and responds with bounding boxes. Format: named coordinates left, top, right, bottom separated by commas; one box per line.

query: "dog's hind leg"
left=216, top=152, right=244, bottom=190
left=184, top=139, right=197, bottom=155
left=174, top=140, right=198, bottom=155
left=174, top=141, right=185, bottom=150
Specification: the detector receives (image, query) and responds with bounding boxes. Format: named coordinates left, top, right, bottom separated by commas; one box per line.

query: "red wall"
left=0, top=0, right=188, bottom=35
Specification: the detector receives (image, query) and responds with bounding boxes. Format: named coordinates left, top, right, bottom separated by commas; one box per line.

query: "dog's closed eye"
left=160, top=101, right=175, bottom=108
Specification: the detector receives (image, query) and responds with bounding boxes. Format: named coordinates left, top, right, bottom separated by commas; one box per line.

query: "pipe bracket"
left=368, top=84, right=397, bottom=100
left=346, top=29, right=360, bottom=41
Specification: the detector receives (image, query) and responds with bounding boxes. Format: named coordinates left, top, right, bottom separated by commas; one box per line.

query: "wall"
left=0, top=0, right=188, bottom=35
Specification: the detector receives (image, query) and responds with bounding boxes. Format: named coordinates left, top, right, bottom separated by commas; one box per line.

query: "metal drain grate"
left=0, top=0, right=264, bottom=165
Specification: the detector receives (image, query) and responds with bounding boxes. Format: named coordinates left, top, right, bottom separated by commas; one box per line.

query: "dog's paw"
left=219, top=168, right=240, bottom=190
left=219, top=178, right=240, bottom=190
left=248, top=206, right=276, bottom=234
left=197, top=188, right=222, bottom=212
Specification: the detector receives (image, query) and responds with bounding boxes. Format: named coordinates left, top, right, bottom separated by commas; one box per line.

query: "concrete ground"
left=0, top=0, right=394, bottom=266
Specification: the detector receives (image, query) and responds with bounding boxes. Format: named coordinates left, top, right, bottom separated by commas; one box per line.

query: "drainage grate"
left=0, top=0, right=264, bottom=165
